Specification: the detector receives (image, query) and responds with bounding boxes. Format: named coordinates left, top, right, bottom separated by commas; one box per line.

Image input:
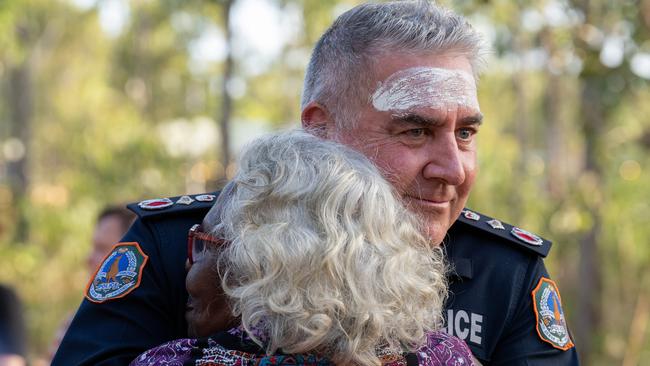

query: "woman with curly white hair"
left=131, top=131, right=477, bottom=366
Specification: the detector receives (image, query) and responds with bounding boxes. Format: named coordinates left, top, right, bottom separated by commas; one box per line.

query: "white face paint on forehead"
left=371, top=66, right=479, bottom=113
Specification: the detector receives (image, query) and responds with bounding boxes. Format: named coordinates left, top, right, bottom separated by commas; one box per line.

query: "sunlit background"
left=0, top=0, right=649, bottom=365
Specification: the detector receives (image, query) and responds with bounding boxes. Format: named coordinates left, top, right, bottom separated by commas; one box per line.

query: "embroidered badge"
left=138, top=198, right=173, bottom=210
left=486, top=219, right=505, bottom=230
left=462, top=210, right=480, bottom=221
left=86, top=242, right=149, bottom=303
left=195, top=194, right=216, bottom=202
left=532, top=278, right=574, bottom=350
left=176, top=195, right=195, bottom=205
left=511, top=226, right=543, bottom=246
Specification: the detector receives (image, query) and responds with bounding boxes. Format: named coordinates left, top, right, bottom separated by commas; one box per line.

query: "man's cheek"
left=371, top=156, right=409, bottom=189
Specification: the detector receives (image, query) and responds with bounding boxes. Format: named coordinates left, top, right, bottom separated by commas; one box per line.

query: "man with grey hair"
left=301, top=1, right=579, bottom=364
left=53, top=1, right=579, bottom=365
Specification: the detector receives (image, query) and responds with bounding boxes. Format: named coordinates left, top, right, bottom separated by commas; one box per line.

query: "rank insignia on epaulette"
left=532, top=278, right=574, bottom=350
left=195, top=194, right=216, bottom=202
left=462, top=210, right=480, bottom=221
left=138, top=198, right=173, bottom=210
left=86, top=243, right=148, bottom=303
left=511, top=227, right=543, bottom=246
left=176, top=195, right=194, bottom=205
left=486, top=219, right=505, bottom=230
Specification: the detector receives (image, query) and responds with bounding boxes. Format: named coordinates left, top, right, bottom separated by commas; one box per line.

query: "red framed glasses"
left=187, top=224, right=226, bottom=265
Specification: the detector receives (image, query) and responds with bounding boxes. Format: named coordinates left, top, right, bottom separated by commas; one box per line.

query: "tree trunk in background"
left=129, top=4, right=153, bottom=118
left=576, top=78, right=603, bottom=365
left=540, top=28, right=566, bottom=200
left=570, top=0, right=606, bottom=361
left=216, top=0, right=234, bottom=186
left=642, top=0, right=650, bottom=30
left=511, top=70, right=528, bottom=219
left=621, top=273, right=650, bottom=366
left=6, top=60, right=33, bottom=243
left=510, top=7, right=529, bottom=219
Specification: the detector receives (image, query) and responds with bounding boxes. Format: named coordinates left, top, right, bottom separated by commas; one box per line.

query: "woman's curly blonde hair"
left=211, top=130, right=448, bottom=366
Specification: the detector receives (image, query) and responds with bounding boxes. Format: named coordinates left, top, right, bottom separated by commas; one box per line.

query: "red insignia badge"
left=511, top=227, right=543, bottom=246
left=463, top=210, right=480, bottom=221
left=138, top=198, right=173, bottom=210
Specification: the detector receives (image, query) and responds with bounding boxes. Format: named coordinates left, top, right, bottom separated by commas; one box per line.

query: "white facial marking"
left=371, top=67, right=479, bottom=113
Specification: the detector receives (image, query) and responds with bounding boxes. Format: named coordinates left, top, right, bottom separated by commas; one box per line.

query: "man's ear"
left=301, top=102, right=335, bottom=138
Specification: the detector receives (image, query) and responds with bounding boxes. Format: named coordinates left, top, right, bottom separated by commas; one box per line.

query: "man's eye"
left=457, top=128, right=475, bottom=140
left=405, top=128, right=426, bottom=137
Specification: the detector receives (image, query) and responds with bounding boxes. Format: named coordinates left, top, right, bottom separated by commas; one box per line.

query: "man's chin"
left=426, top=229, right=448, bottom=245
left=419, top=215, right=453, bottom=245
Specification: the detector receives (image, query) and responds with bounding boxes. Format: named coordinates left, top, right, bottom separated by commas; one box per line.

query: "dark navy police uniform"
left=52, top=195, right=579, bottom=365
left=446, top=211, right=579, bottom=364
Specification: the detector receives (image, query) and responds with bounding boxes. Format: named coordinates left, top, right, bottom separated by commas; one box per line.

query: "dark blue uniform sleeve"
left=52, top=217, right=190, bottom=366
left=489, top=257, right=579, bottom=365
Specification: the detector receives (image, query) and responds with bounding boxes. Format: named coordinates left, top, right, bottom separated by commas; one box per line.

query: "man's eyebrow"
left=391, top=113, right=442, bottom=127
left=460, top=113, right=484, bottom=126
left=392, top=113, right=484, bottom=127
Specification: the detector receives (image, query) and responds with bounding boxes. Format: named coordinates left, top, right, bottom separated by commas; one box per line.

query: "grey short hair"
left=301, top=0, right=486, bottom=128
left=209, top=130, right=447, bottom=366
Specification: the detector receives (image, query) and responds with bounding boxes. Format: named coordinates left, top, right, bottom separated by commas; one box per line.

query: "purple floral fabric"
left=130, top=328, right=476, bottom=366
left=130, top=336, right=328, bottom=366
left=130, top=337, right=195, bottom=366
left=417, top=331, right=476, bottom=366
left=379, top=331, right=475, bottom=366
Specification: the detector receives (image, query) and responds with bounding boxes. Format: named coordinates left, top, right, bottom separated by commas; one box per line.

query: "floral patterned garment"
left=412, top=332, right=476, bottom=366
left=130, top=327, right=476, bottom=366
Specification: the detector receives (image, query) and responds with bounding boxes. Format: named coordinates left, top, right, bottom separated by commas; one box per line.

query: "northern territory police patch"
left=86, top=242, right=148, bottom=303
left=532, top=277, right=574, bottom=350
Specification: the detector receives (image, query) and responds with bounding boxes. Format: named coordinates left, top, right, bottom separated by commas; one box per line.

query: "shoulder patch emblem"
left=138, top=198, right=173, bottom=210
left=532, top=278, right=574, bottom=350
left=86, top=242, right=149, bottom=303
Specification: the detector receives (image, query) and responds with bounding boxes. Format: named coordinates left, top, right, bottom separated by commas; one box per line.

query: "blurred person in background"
left=86, top=206, right=137, bottom=274
left=0, top=284, right=26, bottom=366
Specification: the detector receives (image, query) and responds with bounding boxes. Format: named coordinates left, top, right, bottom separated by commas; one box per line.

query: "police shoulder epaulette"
left=456, top=208, right=552, bottom=257
left=127, top=193, right=218, bottom=219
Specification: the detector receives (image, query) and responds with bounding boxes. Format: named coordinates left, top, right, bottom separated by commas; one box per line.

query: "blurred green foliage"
left=0, top=0, right=648, bottom=365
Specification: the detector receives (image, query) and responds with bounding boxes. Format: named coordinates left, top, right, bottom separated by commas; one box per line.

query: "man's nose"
left=422, top=133, right=465, bottom=185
